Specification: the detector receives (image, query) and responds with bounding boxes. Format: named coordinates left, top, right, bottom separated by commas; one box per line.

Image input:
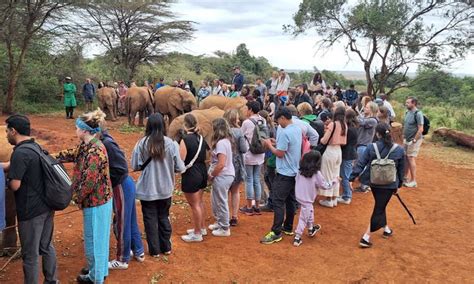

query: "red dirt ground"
left=0, top=114, right=473, bottom=283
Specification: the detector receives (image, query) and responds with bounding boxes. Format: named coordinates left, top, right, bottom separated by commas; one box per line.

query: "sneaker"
left=230, top=217, right=238, bottom=226
left=181, top=232, right=203, bottom=242
left=319, top=199, right=334, bottom=208
left=293, top=237, right=302, bottom=247
left=282, top=229, right=294, bottom=236
left=382, top=229, right=393, bottom=239
left=208, top=223, right=219, bottom=231
left=212, top=228, right=230, bottom=237
left=354, top=186, right=370, bottom=193
left=239, top=206, right=254, bottom=216
left=403, top=181, right=417, bottom=188
left=337, top=197, right=351, bottom=205
left=186, top=228, right=208, bottom=236
left=260, top=205, right=274, bottom=212
left=359, top=238, right=373, bottom=248
left=308, top=224, right=321, bottom=237
left=253, top=206, right=262, bottom=215
left=108, top=260, right=129, bottom=270
left=260, top=231, right=283, bottom=244
left=134, top=252, right=145, bottom=263
left=333, top=199, right=338, bottom=207
left=163, top=251, right=172, bottom=255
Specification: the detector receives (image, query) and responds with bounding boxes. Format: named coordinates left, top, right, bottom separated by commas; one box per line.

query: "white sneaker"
left=319, top=199, right=333, bottom=208
left=333, top=199, right=338, bottom=207
left=186, top=228, right=208, bottom=236
left=337, top=197, right=351, bottom=205
left=108, top=260, right=128, bottom=270
left=208, top=223, right=219, bottom=231
left=212, top=228, right=230, bottom=237
left=181, top=232, right=203, bottom=242
left=403, top=181, right=417, bottom=188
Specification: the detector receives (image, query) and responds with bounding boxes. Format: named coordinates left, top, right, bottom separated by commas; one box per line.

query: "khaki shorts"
left=404, top=138, right=423, bottom=157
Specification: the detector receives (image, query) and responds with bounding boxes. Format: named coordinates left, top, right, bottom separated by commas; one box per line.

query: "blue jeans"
left=357, top=145, right=369, bottom=188
left=340, top=159, right=354, bottom=200
left=113, top=176, right=144, bottom=262
left=245, top=164, right=262, bottom=201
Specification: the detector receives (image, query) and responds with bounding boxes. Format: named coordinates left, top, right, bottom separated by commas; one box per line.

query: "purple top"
left=295, top=171, right=332, bottom=204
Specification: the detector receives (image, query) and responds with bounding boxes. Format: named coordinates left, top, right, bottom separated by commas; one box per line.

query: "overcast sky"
left=164, top=0, right=473, bottom=74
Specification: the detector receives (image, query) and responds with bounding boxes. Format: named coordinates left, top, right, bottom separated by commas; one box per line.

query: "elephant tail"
left=147, top=88, right=154, bottom=105
left=126, top=95, right=132, bottom=118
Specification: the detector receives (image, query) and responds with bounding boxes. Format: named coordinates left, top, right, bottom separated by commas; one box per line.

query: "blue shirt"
left=82, top=83, right=95, bottom=97
left=0, top=167, right=5, bottom=230
left=155, top=82, right=165, bottom=90
left=276, top=123, right=302, bottom=177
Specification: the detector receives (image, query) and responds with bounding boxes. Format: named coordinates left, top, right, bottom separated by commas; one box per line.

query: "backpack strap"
left=373, top=143, right=382, bottom=160
left=184, top=135, right=203, bottom=170
left=384, top=144, right=399, bottom=159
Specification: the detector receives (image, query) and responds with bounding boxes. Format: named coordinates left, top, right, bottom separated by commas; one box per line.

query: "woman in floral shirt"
left=54, top=109, right=112, bottom=284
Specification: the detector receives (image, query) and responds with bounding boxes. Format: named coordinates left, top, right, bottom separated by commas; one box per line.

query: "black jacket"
left=101, top=131, right=129, bottom=187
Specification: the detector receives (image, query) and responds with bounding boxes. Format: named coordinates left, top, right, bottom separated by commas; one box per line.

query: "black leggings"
left=370, top=188, right=396, bottom=232
left=65, top=106, right=74, bottom=118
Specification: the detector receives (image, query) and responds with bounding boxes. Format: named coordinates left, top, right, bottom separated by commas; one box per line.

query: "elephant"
left=199, top=95, right=248, bottom=121
left=168, top=107, right=225, bottom=146
left=97, top=87, right=118, bottom=121
left=126, top=87, right=155, bottom=126
left=154, top=86, right=197, bottom=123
left=0, top=126, right=17, bottom=254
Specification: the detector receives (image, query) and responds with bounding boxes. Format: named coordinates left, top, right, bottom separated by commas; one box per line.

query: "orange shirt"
left=321, top=121, right=347, bottom=146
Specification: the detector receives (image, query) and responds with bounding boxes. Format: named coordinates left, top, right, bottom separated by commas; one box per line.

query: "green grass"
left=118, top=123, right=145, bottom=134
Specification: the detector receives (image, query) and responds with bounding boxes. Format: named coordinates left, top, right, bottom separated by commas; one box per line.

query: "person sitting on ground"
left=293, top=151, right=334, bottom=247
left=350, top=123, right=405, bottom=248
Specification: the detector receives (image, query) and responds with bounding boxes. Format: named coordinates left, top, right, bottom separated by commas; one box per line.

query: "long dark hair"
left=312, top=72, right=322, bottom=84
left=345, top=108, right=359, bottom=128
left=299, top=150, right=322, bottom=178
left=333, top=106, right=347, bottom=136
left=376, top=123, right=393, bottom=148
left=145, top=113, right=166, bottom=160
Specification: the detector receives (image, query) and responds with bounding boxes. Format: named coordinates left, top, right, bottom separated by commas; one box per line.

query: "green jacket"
left=63, top=83, right=77, bottom=107
left=301, top=114, right=317, bottom=123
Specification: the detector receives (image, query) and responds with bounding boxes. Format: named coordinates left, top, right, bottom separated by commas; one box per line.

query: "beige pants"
left=319, top=145, right=342, bottom=197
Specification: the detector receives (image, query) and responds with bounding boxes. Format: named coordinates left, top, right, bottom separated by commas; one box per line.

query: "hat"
left=65, top=76, right=72, bottom=80
left=375, top=98, right=384, bottom=106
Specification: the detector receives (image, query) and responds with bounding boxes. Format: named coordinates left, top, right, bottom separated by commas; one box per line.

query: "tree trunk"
left=3, top=71, right=19, bottom=114
left=433, top=127, right=474, bottom=149
left=364, top=64, right=374, bottom=97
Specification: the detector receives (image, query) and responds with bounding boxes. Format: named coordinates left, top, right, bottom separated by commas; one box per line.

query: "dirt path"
left=1, top=114, right=473, bottom=283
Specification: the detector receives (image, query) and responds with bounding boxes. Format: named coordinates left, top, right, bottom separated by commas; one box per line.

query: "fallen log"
left=433, top=127, right=474, bottom=149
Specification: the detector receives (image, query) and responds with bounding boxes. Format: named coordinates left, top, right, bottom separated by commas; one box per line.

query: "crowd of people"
left=0, top=69, right=426, bottom=283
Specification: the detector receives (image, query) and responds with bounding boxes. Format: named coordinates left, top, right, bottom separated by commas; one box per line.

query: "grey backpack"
left=370, top=143, right=398, bottom=185
left=248, top=118, right=269, bottom=154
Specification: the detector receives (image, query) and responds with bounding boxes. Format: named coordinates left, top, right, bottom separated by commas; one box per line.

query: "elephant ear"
left=170, top=90, right=185, bottom=111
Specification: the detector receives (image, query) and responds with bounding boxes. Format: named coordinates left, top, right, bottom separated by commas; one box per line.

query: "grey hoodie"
left=131, top=136, right=185, bottom=201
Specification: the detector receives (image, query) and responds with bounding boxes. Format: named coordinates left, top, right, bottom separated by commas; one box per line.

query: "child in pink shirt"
left=294, top=150, right=334, bottom=247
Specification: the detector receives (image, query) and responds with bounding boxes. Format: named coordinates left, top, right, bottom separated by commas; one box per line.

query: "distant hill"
left=285, top=69, right=472, bottom=80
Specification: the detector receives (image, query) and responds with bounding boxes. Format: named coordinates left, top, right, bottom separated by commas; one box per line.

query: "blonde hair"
left=367, top=101, right=379, bottom=116
left=333, top=100, right=346, bottom=109
left=80, top=108, right=106, bottom=130
left=272, top=71, right=279, bottom=78
left=297, top=102, right=313, bottom=116
left=211, top=118, right=232, bottom=149
left=223, top=109, right=240, bottom=128
left=361, top=96, right=372, bottom=107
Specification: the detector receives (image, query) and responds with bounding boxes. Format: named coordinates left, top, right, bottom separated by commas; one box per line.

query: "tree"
left=287, top=0, right=474, bottom=97
left=75, top=1, right=195, bottom=80
left=0, top=0, right=69, bottom=114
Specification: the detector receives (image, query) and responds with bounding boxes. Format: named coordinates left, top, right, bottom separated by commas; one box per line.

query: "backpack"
left=301, top=117, right=325, bottom=144
left=21, top=144, right=72, bottom=210
left=414, top=110, right=430, bottom=135
left=370, top=143, right=399, bottom=186
left=248, top=118, right=269, bottom=154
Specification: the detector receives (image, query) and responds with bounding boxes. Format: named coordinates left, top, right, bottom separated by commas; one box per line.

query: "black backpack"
left=301, top=117, right=325, bottom=144
left=21, top=144, right=72, bottom=210
left=415, top=111, right=430, bottom=135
